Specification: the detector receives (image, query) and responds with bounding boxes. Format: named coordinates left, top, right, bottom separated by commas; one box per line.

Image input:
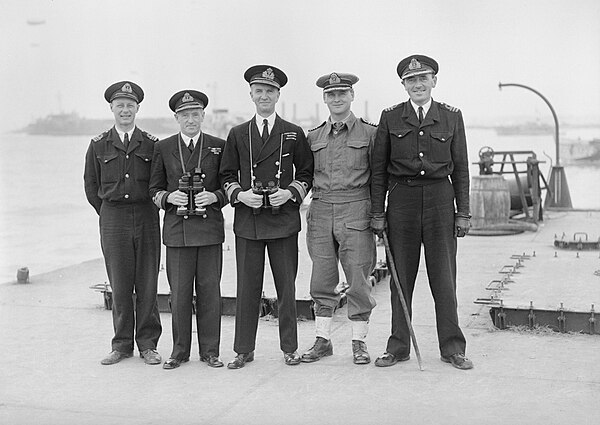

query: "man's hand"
left=237, top=188, right=263, bottom=209
left=194, top=191, right=218, bottom=207
left=167, top=190, right=188, bottom=206
left=268, top=188, right=293, bottom=207
left=370, top=213, right=387, bottom=238
left=454, top=215, right=471, bottom=238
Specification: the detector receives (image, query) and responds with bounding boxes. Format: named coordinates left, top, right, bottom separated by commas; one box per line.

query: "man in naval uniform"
left=370, top=55, right=474, bottom=370
left=301, top=73, right=377, bottom=365
left=149, top=90, right=227, bottom=370
left=84, top=81, right=162, bottom=366
left=219, top=65, right=314, bottom=369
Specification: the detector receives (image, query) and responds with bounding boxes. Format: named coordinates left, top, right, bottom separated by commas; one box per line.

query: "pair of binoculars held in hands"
left=176, top=171, right=207, bottom=218
left=252, top=181, right=280, bottom=215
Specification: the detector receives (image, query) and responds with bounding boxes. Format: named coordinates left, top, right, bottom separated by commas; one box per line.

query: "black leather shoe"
left=374, top=352, right=410, bottom=367
left=441, top=353, right=474, bottom=370
left=100, top=350, right=133, bottom=365
left=139, top=348, right=162, bottom=365
left=352, top=340, right=371, bottom=365
left=301, top=337, right=333, bottom=363
left=283, top=351, right=301, bottom=366
left=162, top=358, right=189, bottom=370
left=227, top=352, right=254, bottom=369
left=200, top=354, right=224, bottom=368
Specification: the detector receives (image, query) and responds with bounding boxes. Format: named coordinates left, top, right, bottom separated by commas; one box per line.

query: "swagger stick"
left=382, top=231, right=424, bottom=371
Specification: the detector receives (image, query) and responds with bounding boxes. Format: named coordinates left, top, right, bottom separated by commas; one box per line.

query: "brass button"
left=125, top=173, right=130, bottom=178
left=419, top=131, right=424, bottom=136
left=419, top=152, right=424, bottom=157
left=124, top=194, right=130, bottom=199
left=420, top=170, right=425, bottom=175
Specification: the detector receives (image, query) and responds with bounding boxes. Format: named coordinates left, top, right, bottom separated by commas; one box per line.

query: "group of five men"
left=84, top=54, right=474, bottom=372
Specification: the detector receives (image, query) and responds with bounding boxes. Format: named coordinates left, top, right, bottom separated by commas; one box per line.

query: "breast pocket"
left=389, top=128, right=414, bottom=159
left=310, top=141, right=327, bottom=170
left=430, top=131, right=453, bottom=162
left=98, top=153, right=119, bottom=183
left=134, top=152, right=152, bottom=181
left=346, top=139, right=370, bottom=170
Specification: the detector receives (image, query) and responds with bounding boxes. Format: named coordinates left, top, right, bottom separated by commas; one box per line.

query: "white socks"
left=315, top=316, right=333, bottom=340
left=352, top=321, right=369, bottom=342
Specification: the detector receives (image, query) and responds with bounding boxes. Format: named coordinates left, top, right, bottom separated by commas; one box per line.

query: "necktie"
left=123, top=133, right=129, bottom=149
left=188, top=139, right=194, bottom=153
left=261, top=119, right=269, bottom=142
left=418, top=106, right=424, bottom=124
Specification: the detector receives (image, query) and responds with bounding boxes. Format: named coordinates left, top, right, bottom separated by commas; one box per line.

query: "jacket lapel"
left=422, top=101, right=440, bottom=128
left=257, top=115, right=284, bottom=162
left=401, top=103, right=420, bottom=128
left=109, top=127, right=126, bottom=152
left=170, top=134, right=194, bottom=170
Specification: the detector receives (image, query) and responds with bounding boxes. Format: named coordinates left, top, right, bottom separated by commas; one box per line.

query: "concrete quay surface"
left=0, top=210, right=598, bottom=425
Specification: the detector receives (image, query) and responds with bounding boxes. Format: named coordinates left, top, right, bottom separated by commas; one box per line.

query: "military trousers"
left=166, top=245, right=222, bottom=361
left=307, top=198, right=376, bottom=320
left=233, top=234, right=298, bottom=354
left=99, top=201, right=161, bottom=353
left=385, top=178, right=466, bottom=358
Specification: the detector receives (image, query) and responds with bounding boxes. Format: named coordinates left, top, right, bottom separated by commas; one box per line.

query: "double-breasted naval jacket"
left=149, top=132, right=227, bottom=247
left=370, top=99, right=470, bottom=216
left=219, top=114, right=314, bottom=240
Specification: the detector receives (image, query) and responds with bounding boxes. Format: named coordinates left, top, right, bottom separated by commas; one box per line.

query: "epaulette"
left=441, top=102, right=460, bottom=113
left=383, top=103, right=401, bottom=112
left=92, top=131, right=108, bottom=142
left=308, top=121, right=326, bottom=132
left=142, top=131, right=159, bottom=142
left=360, top=118, right=377, bottom=127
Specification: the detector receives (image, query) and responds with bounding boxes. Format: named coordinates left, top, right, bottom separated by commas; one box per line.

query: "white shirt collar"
left=181, top=132, right=199, bottom=147
left=410, top=98, right=432, bottom=118
left=115, top=126, right=135, bottom=143
left=255, top=112, right=276, bottom=132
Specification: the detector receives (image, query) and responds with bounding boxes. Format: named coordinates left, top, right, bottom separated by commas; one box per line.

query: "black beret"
left=316, top=72, right=359, bottom=93
left=104, top=81, right=144, bottom=103
left=396, top=55, right=439, bottom=80
left=169, top=90, right=209, bottom=113
left=244, top=65, right=288, bottom=88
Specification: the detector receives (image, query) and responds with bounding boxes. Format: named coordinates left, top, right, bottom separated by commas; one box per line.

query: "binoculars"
left=176, top=170, right=207, bottom=218
left=252, top=181, right=280, bottom=215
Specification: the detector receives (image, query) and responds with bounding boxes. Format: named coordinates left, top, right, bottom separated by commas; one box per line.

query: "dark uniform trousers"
left=99, top=200, right=161, bottom=353
left=385, top=178, right=466, bottom=358
left=148, top=132, right=227, bottom=362
left=233, top=234, right=298, bottom=354
left=166, top=245, right=222, bottom=360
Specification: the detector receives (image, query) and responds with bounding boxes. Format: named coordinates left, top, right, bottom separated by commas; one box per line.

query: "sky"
left=1, top=0, right=599, bottom=132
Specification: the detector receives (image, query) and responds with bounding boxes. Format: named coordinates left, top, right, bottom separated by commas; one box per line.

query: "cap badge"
left=182, top=92, right=194, bottom=103
left=409, top=58, right=422, bottom=71
left=262, top=68, right=275, bottom=81
left=329, top=73, right=341, bottom=84
left=121, top=83, right=133, bottom=93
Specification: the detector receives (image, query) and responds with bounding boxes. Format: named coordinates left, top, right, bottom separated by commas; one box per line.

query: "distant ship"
left=19, top=110, right=316, bottom=139
left=21, top=113, right=113, bottom=136
left=494, top=122, right=554, bottom=136
left=21, top=112, right=180, bottom=137
left=561, top=138, right=600, bottom=165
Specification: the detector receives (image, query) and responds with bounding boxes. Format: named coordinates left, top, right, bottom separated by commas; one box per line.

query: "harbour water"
left=0, top=127, right=598, bottom=284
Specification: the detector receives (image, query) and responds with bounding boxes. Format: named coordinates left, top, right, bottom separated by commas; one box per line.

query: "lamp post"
left=498, top=82, right=572, bottom=208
